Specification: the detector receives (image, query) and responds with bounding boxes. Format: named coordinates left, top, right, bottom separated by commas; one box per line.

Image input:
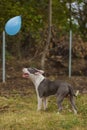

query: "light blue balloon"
left=5, top=16, right=21, bottom=35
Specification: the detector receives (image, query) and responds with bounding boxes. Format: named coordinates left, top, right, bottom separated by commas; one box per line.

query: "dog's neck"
left=30, top=74, right=45, bottom=89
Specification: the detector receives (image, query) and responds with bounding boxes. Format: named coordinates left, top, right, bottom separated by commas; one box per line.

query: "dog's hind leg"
left=70, top=96, right=77, bottom=114
left=57, top=95, right=64, bottom=113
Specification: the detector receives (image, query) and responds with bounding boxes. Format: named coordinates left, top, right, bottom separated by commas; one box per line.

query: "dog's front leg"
left=37, top=96, right=42, bottom=111
left=35, top=88, right=42, bottom=111
left=43, top=97, right=48, bottom=110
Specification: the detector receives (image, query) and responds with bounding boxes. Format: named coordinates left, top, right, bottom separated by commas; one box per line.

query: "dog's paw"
left=74, top=110, right=77, bottom=115
left=37, top=108, right=42, bottom=111
left=56, top=112, right=60, bottom=115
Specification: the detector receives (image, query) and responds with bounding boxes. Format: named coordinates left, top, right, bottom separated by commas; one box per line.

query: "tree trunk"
left=41, top=0, right=52, bottom=70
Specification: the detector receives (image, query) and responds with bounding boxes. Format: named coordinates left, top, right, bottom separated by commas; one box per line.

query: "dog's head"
left=22, top=67, right=44, bottom=79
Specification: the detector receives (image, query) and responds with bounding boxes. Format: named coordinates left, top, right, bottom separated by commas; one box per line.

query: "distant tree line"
left=0, top=0, right=87, bottom=59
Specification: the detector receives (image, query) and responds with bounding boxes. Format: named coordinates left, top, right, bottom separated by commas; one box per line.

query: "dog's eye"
left=28, top=68, right=38, bottom=74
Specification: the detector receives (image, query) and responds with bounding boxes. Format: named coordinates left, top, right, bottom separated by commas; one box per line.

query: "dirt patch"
left=0, top=59, right=87, bottom=97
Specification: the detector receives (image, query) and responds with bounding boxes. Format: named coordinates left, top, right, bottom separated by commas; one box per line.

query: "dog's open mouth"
left=22, top=73, right=29, bottom=78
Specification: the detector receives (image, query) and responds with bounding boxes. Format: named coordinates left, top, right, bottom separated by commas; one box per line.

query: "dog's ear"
left=35, top=70, right=44, bottom=75
left=35, top=72, right=40, bottom=75
left=34, top=68, right=44, bottom=74
left=38, top=70, right=44, bottom=74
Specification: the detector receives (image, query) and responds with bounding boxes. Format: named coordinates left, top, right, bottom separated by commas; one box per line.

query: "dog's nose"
left=22, top=68, right=25, bottom=71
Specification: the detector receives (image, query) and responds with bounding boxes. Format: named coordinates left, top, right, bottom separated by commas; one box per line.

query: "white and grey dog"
left=22, top=67, right=77, bottom=114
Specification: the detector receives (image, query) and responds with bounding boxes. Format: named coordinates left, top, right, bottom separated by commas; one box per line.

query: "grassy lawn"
left=0, top=89, right=87, bottom=130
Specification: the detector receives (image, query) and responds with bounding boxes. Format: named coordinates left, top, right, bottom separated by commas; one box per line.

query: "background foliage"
left=0, top=0, right=87, bottom=59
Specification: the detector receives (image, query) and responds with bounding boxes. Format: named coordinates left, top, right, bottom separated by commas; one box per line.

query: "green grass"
left=0, top=90, right=87, bottom=130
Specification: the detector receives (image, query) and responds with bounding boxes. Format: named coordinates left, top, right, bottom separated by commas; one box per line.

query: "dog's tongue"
left=22, top=73, right=29, bottom=78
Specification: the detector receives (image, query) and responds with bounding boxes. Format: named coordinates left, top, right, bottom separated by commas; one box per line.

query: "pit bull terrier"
left=22, top=67, right=77, bottom=114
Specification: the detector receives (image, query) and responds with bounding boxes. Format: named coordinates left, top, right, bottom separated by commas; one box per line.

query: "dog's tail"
left=75, top=90, right=79, bottom=97
left=69, top=85, right=79, bottom=97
